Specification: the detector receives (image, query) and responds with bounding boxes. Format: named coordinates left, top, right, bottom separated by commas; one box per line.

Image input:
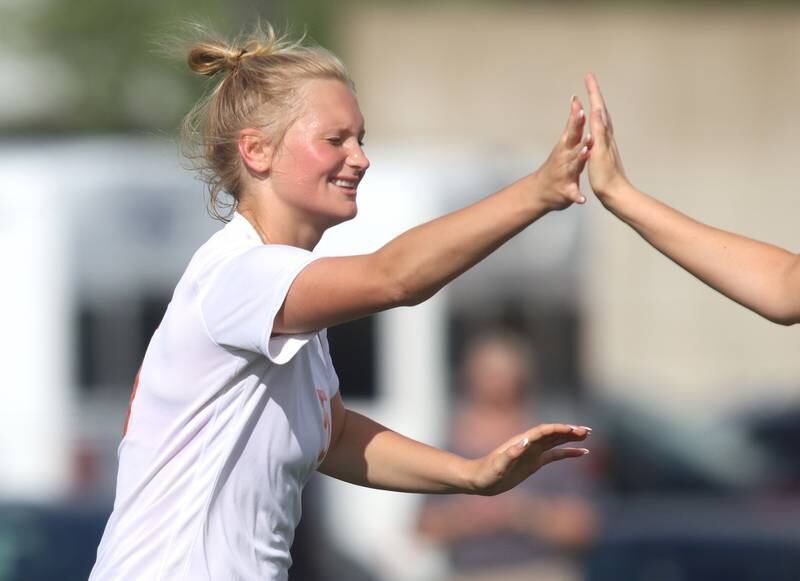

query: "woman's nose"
left=348, top=145, right=370, bottom=171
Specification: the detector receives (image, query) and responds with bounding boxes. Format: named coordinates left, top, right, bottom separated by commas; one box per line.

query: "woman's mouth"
left=331, top=178, right=358, bottom=189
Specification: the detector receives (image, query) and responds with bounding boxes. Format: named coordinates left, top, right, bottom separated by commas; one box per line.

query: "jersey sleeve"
left=200, top=244, right=319, bottom=364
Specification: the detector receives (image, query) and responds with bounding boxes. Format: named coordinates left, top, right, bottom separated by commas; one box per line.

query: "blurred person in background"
left=584, top=73, right=800, bottom=327
left=417, top=331, right=598, bottom=581
left=88, top=23, right=594, bottom=581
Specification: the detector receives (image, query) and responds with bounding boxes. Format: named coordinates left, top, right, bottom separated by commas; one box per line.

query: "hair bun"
left=186, top=27, right=284, bottom=77
left=187, top=42, right=242, bottom=77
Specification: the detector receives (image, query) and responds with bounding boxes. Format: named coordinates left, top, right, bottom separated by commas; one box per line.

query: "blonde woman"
left=89, top=25, right=592, bottom=581
left=585, top=73, right=800, bottom=326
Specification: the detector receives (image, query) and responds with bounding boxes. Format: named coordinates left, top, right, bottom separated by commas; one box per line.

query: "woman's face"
left=268, top=78, right=369, bottom=229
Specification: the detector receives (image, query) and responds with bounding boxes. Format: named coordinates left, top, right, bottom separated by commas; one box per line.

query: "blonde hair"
left=181, top=23, right=354, bottom=221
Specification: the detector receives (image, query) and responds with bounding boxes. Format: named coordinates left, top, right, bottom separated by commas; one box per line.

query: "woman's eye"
left=326, top=137, right=343, bottom=145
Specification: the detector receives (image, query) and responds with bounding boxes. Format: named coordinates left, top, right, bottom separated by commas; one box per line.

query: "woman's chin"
left=322, top=203, right=358, bottom=229
left=338, top=199, right=359, bottom=220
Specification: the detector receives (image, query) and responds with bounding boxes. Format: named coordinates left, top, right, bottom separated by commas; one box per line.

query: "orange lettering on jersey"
left=316, top=389, right=331, bottom=462
left=122, top=367, right=142, bottom=436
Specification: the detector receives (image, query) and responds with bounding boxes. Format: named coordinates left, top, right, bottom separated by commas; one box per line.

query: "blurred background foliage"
left=0, top=0, right=334, bottom=134
left=3, top=0, right=794, bottom=135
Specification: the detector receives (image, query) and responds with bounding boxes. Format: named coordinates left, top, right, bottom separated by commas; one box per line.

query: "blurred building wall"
left=335, top=4, right=800, bottom=417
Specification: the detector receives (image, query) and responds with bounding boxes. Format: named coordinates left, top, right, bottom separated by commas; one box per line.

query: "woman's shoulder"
left=186, top=235, right=315, bottom=303
left=172, top=218, right=256, bottom=292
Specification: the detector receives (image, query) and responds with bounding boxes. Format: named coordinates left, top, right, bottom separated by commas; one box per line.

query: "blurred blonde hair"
left=181, top=22, right=354, bottom=221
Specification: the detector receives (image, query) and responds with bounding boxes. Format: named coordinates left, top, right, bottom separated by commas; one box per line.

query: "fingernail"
left=585, top=133, right=592, bottom=142
left=518, top=437, right=530, bottom=449
left=570, top=94, right=577, bottom=103
left=580, top=449, right=590, bottom=455
left=580, top=146, right=588, bottom=156
left=578, top=109, right=585, bottom=120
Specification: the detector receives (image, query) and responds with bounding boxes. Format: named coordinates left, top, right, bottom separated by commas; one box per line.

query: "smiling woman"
left=89, top=22, right=594, bottom=581
left=181, top=26, right=358, bottom=225
left=239, top=77, right=369, bottom=240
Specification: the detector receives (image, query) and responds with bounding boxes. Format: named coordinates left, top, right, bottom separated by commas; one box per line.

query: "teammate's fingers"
left=539, top=447, right=590, bottom=467
left=584, top=73, right=610, bottom=146
left=584, top=73, right=607, bottom=120
left=587, top=114, right=609, bottom=153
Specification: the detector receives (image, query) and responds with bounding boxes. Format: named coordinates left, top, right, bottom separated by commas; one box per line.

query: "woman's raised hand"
left=584, top=73, right=632, bottom=206
left=530, top=96, right=593, bottom=211
left=466, top=424, right=591, bottom=496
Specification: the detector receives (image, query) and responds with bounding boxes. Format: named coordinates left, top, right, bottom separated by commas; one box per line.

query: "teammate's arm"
left=584, top=73, right=800, bottom=326
left=317, top=394, right=590, bottom=495
left=274, top=99, right=592, bottom=334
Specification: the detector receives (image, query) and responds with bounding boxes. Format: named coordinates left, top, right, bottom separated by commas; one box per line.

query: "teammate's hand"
left=584, top=73, right=632, bottom=206
left=529, top=96, right=592, bottom=211
left=465, top=423, right=590, bottom=496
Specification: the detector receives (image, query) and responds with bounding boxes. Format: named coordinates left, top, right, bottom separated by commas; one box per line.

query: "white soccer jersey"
left=90, top=213, right=339, bottom=581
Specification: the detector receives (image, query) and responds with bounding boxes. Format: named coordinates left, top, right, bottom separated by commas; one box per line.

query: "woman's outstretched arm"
left=318, top=394, right=590, bottom=495
left=274, top=97, right=592, bottom=334
left=584, top=73, right=800, bottom=326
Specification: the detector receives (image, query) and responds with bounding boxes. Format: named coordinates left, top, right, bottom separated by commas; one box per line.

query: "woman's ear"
left=238, top=128, right=272, bottom=174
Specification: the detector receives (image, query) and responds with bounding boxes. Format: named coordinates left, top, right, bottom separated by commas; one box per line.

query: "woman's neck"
left=238, top=200, right=324, bottom=251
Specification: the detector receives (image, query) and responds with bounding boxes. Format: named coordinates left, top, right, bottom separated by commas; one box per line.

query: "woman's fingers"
left=478, top=424, right=591, bottom=495
left=574, top=134, right=593, bottom=178
left=525, top=423, right=592, bottom=446
left=530, top=433, right=589, bottom=460
left=500, top=424, right=590, bottom=463
left=499, top=424, right=577, bottom=461
left=503, top=435, right=531, bottom=462
left=515, top=425, right=589, bottom=461
left=563, top=95, right=586, bottom=148
left=517, top=426, right=591, bottom=470
left=539, top=447, right=591, bottom=467
left=536, top=94, right=594, bottom=211
left=486, top=436, right=528, bottom=482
